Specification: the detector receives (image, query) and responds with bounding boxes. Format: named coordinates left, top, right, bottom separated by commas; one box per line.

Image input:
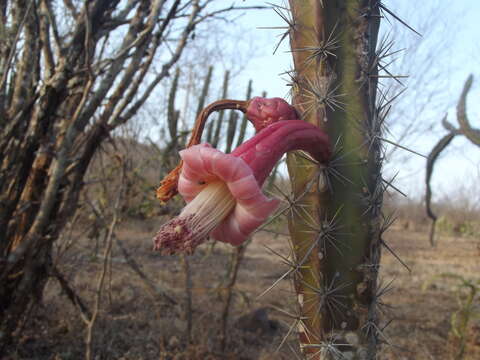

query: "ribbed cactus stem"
left=225, top=110, right=238, bottom=153
left=206, top=119, right=214, bottom=143
left=195, top=66, right=213, bottom=118
left=287, top=1, right=382, bottom=358
left=236, top=79, right=253, bottom=147
left=167, top=68, right=180, bottom=148
left=212, top=70, right=230, bottom=148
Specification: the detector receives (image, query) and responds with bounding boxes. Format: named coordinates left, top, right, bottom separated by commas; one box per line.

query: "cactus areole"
left=156, top=97, right=299, bottom=203
left=153, top=120, right=330, bottom=254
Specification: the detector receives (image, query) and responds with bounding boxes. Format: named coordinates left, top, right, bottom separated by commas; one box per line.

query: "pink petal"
left=178, top=143, right=280, bottom=246
left=212, top=197, right=279, bottom=246
left=178, top=144, right=254, bottom=200
left=178, top=144, right=221, bottom=201
left=212, top=155, right=252, bottom=183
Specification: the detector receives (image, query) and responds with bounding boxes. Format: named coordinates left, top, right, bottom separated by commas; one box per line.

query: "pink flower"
left=153, top=120, right=330, bottom=255
left=156, top=97, right=298, bottom=203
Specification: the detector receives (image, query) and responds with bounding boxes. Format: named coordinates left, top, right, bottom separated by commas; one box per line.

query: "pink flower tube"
left=153, top=120, right=330, bottom=255
left=156, top=97, right=298, bottom=203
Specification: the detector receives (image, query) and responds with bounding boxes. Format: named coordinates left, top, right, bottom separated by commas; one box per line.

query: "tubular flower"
left=153, top=120, right=330, bottom=255
left=156, top=97, right=298, bottom=203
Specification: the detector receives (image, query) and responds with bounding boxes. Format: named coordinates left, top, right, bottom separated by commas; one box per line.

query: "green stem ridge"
left=287, top=1, right=382, bottom=358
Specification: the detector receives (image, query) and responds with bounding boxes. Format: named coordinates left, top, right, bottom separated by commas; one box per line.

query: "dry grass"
left=6, top=217, right=480, bottom=360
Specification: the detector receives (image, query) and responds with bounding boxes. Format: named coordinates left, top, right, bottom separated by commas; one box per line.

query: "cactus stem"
left=312, top=207, right=351, bottom=257
left=269, top=175, right=320, bottom=220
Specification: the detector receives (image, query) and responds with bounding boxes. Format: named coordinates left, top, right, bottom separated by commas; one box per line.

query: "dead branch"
left=180, top=254, right=193, bottom=343
left=425, top=74, right=479, bottom=246
left=84, top=170, right=123, bottom=360
left=116, top=238, right=177, bottom=306
left=219, top=243, right=248, bottom=352
left=50, top=265, right=92, bottom=320
left=456, top=75, right=480, bottom=146
left=425, top=131, right=456, bottom=246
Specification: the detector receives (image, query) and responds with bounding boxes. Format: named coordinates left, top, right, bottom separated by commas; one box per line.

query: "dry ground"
left=7, top=219, right=480, bottom=360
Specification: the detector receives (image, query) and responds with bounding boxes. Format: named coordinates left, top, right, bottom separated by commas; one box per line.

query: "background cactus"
left=284, top=1, right=386, bottom=358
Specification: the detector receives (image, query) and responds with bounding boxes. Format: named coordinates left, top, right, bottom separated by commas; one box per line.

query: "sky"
left=227, top=0, right=480, bottom=204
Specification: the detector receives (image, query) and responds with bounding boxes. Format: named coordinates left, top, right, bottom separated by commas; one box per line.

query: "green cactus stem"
left=286, top=1, right=382, bottom=358
left=167, top=68, right=181, bottom=152
left=225, top=110, right=238, bottom=153
left=236, top=80, right=253, bottom=147
left=196, top=66, right=214, bottom=118
left=212, top=70, right=230, bottom=148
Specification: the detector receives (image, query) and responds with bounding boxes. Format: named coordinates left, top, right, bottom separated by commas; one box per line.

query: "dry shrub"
left=385, top=184, right=480, bottom=237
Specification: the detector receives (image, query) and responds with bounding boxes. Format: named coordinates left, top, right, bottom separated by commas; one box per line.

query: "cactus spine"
left=286, top=1, right=382, bottom=358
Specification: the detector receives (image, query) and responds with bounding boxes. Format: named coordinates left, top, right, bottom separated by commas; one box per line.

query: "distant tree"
left=0, top=0, right=261, bottom=351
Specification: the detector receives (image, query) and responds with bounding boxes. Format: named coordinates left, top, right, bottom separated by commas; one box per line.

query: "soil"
left=7, top=218, right=480, bottom=360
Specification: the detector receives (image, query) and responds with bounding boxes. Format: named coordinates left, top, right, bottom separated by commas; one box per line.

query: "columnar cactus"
left=285, top=1, right=383, bottom=358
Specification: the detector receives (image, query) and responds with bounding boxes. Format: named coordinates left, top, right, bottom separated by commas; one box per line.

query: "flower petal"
left=211, top=197, right=279, bottom=246
left=178, top=144, right=222, bottom=200
left=178, top=143, right=280, bottom=246
left=179, top=144, right=256, bottom=201
left=212, top=154, right=252, bottom=183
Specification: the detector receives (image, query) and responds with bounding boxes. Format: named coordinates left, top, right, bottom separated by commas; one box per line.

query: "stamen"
left=153, top=182, right=235, bottom=254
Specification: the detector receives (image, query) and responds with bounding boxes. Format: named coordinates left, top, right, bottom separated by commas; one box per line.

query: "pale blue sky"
left=231, top=1, right=480, bottom=203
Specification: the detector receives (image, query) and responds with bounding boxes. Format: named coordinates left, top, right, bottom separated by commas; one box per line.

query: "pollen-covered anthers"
left=153, top=215, right=198, bottom=255
left=154, top=181, right=236, bottom=254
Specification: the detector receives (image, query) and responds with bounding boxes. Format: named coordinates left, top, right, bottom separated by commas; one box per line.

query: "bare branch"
left=456, top=74, right=480, bottom=146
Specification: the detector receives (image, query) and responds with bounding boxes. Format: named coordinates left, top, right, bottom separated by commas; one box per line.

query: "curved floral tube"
left=153, top=120, right=330, bottom=255
left=156, top=97, right=298, bottom=203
